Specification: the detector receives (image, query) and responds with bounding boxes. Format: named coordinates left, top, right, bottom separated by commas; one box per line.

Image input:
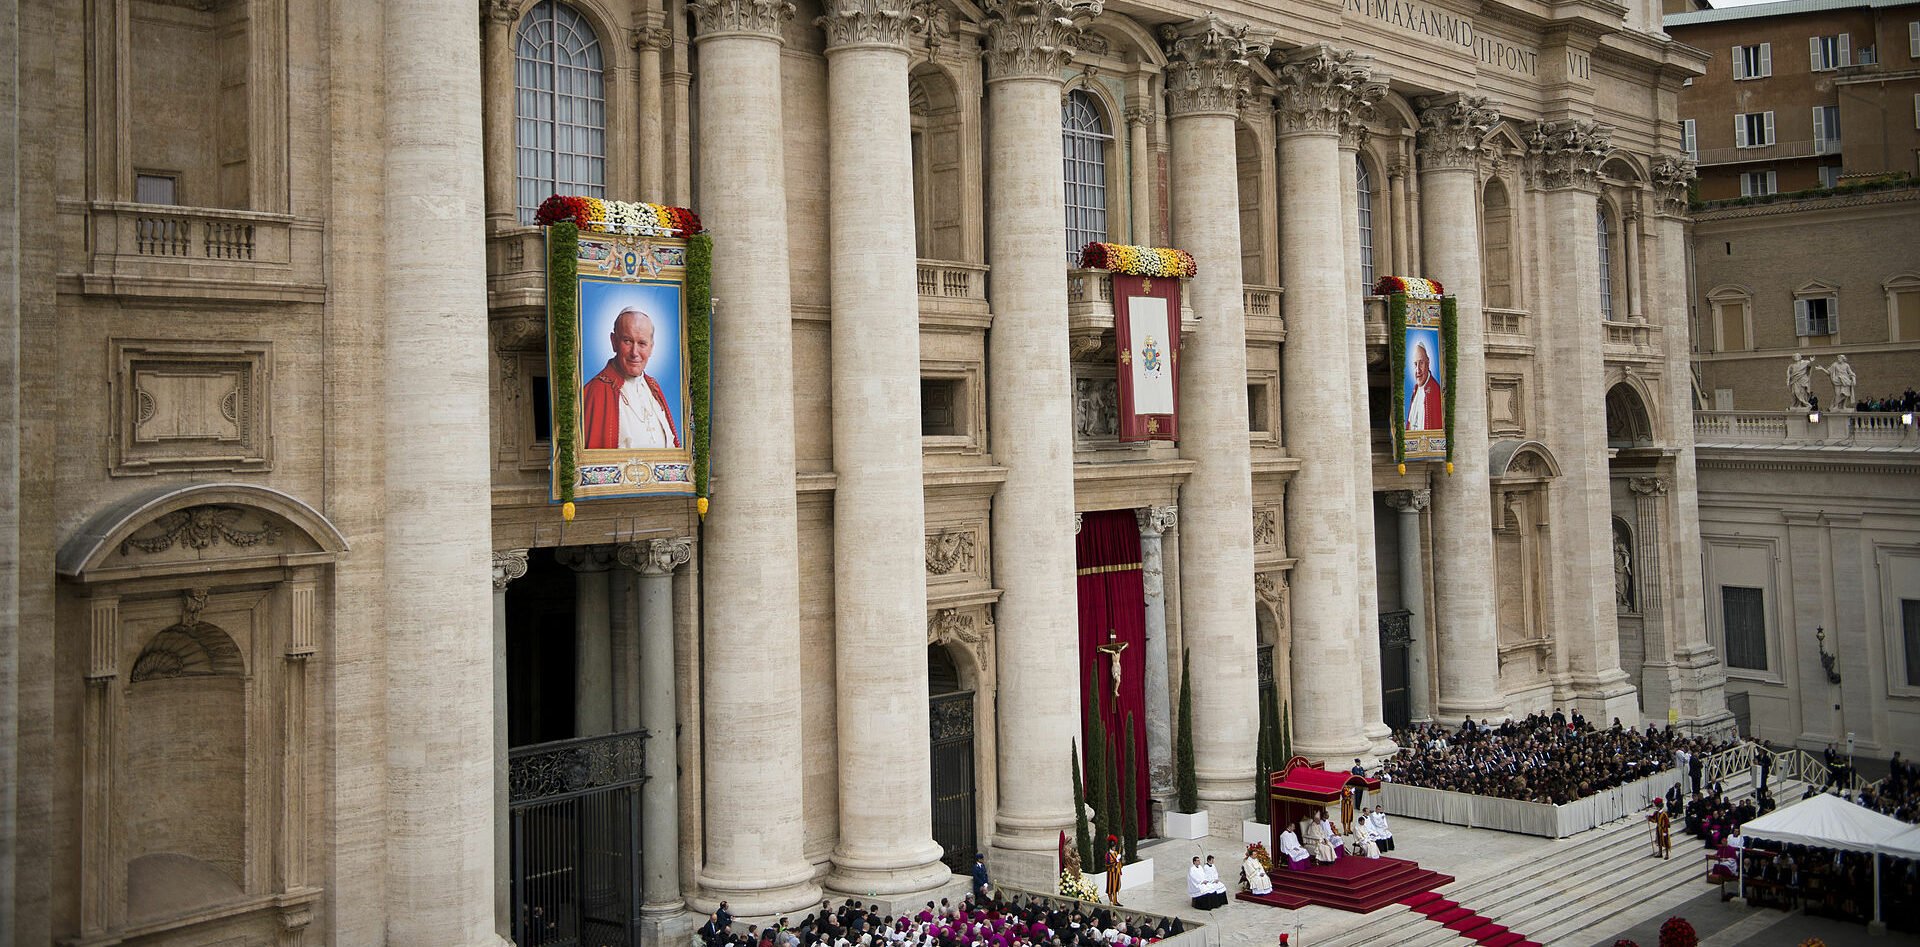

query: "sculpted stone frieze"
left=1651, top=153, right=1697, bottom=217
left=690, top=0, right=796, bottom=39
left=817, top=0, right=919, bottom=49
left=119, top=506, right=283, bottom=556
left=980, top=0, right=1103, bottom=82
left=1269, top=44, right=1383, bottom=135
left=1415, top=93, right=1500, bottom=169
left=1161, top=14, right=1269, bottom=118
left=925, top=529, right=976, bottom=575
left=1527, top=119, right=1613, bottom=191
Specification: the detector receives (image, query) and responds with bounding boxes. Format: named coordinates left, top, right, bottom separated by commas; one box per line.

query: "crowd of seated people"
left=1854, top=752, right=1920, bottom=824
left=1737, top=840, right=1920, bottom=933
left=697, top=894, right=1187, bottom=947
left=1384, top=713, right=1735, bottom=804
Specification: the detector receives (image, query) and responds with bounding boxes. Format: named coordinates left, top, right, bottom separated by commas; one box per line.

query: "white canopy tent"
left=1739, top=792, right=1917, bottom=925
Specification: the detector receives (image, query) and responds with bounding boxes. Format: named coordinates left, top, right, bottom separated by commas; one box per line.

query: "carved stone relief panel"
left=1252, top=505, right=1281, bottom=553
left=1487, top=373, right=1526, bottom=438
left=1073, top=374, right=1119, bottom=442
left=925, top=525, right=984, bottom=585
left=111, top=340, right=272, bottom=475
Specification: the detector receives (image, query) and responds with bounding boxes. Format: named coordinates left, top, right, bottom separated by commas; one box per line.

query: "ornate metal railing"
left=508, top=730, right=649, bottom=804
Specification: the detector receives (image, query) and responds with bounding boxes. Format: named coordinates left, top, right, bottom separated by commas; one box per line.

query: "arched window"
left=516, top=2, right=605, bottom=224
left=1356, top=157, right=1375, bottom=291
left=1482, top=178, right=1513, bottom=309
left=1062, top=90, right=1110, bottom=264
left=1596, top=207, right=1614, bottom=320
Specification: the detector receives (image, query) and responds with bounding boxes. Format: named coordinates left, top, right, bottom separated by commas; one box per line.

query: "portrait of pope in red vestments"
left=581, top=306, right=682, bottom=451
left=1405, top=339, right=1444, bottom=432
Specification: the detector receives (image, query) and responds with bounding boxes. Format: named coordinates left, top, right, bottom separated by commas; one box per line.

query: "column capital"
left=491, top=549, right=531, bottom=591
left=691, top=0, right=796, bottom=41
left=980, top=0, right=1102, bottom=83
left=1526, top=119, right=1613, bottom=191
left=556, top=544, right=617, bottom=573
left=1385, top=489, right=1431, bottom=513
left=1161, top=14, right=1268, bottom=118
left=618, top=536, right=695, bottom=575
left=1253, top=570, right=1287, bottom=606
left=1269, top=43, right=1384, bottom=136
left=817, top=0, right=917, bottom=51
left=1650, top=153, right=1697, bottom=217
left=1415, top=93, right=1500, bottom=170
left=1629, top=476, right=1669, bottom=497
left=630, top=25, right=675, bottom=49
left=481, top=0, right=519, bottom=26
left=1124, top=104, right=1153, bottom=128
left=1136, top=504, right=1178, bottom=536
left=1073, top=512, right=1084, bottom=535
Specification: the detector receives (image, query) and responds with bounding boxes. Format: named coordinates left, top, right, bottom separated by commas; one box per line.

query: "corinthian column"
left=1339, top=95, right=1393, bottom=755
left=689, top=0, right=820, bottom=915
left=1414, top=94, right=1506, bottom=723
left=1136, top=505, right=1177, bottom=824
left=1527, top=119, right=1636, bottom=721
left=383, top=0, right=501, bottom=942
left=1271, top=44, right=1373, bottom=761
left=819, top=0, right=950, bottom=897
left=1165, top=12, right=1267, bottom=813
left=481, top=0, right=519, bottom=228
left=1646, top=155, right=1732, bottom=731
left=616, top=536, right=692, bottom=927
left=981, top=0, right=1100, bottom=886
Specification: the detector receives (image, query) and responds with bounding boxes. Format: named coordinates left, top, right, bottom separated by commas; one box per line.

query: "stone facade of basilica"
left=0, top=0, right=1731, bottom=942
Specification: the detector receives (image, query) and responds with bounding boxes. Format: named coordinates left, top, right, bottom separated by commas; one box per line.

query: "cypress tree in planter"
left=1072, top=740, right=1092, bottom=874
left=1085, top=675, right=1111, bottom=845
left=1121, top=714, right=1139, bottom=862
left=1253, top=684, right=1272, bottom=825
left=1176, top=650, right=1197, bottom=812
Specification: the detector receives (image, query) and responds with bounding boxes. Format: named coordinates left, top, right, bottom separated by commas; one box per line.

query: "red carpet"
left=1392, top=891, right=1540, bottom=947
left=1233, top=856, right=1454, bottom=913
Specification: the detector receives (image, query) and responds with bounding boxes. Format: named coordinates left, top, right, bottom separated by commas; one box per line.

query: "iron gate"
left=509, top=729, right=648, bottom=947
left=1379, top=610, right=1412, bottom=732
left=929, top=690, right=977, bottom=873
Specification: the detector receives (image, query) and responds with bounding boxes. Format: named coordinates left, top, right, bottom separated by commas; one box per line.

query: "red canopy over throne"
left=1267, top=755, right=1381, bottom=850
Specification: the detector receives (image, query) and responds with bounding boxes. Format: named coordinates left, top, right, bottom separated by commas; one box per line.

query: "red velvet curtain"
left=1076, top=509, right=1150, bottom=831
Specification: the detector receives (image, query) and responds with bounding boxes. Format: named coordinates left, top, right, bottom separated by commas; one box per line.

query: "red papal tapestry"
left=1113, top=274, right=1179, bottom=442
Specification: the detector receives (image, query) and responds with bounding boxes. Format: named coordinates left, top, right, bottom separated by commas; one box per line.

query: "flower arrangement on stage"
left=1058, top=867, right=1100, bottom=902
left=1613, top=941, right=1640, bottom=947
left=1657, top=916, right=1697, bottom=947
left=535, top=195, right=704, bottom=238
left=1079, top=242, right=1198, bottom=279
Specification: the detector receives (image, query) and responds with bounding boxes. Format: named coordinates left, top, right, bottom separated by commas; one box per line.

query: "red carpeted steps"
left=1393, top=892, right=1540, bottom=947
left=1234, top=856, right=1456, bottom=913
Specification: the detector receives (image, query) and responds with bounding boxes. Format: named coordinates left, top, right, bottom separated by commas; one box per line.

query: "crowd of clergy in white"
left=1207, top=806, right=1396, bottom=903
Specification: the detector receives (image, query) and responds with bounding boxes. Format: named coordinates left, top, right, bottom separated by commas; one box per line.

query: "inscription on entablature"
left=1341, top=0, right=1561, bottom=80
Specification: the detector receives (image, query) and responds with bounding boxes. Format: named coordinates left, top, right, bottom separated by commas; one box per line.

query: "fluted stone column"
left=1166, top=13, right=1266, bottom=811
left=481, top=0, right=519, bottom=228
left=559, top=545, right=616, bottom=736
left=491, top=549, right=529, bottom=939
left=819, top=0, right=951, bottom=897
left=635, top=26, right=671, bottom=201
left=1127, top=105, right=1153, bottom=244
left=1340, top=109, right=1393, bottom=756
left=618, top=537, right=692, bottom=928
left=1272, top=44, right=1373, bottom=761
left=1528, top=119, right=1637, bottom=722
left=979, top=0, right=1100, bottom=886
left=383, top=0, right=501, bottom=940
left=1137, top=505, right=1177, bottom=825
left=1646, top=156, right=1731, bottom=730
left=1414, top=94, right=1506, bottom=722
left=689, top=0, right=819, bottom=914
left=1385, top=492, right=1432, bottom=722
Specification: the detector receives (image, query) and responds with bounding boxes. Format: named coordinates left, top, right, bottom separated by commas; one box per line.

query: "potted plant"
left=1164, top=651, right=1208, bottom=839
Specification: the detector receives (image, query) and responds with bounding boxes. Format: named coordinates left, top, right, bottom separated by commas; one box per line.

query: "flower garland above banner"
left=1079, top=242, right=1198, bottom=279
left=1375, top=275, right=1458, bottom=476
left=542, top=194, right=712, bottom=523
left=536, top=194, right=704, bottom=238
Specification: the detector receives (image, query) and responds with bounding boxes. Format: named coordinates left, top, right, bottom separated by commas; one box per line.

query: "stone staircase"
left=1315, top=772, right=1805, bottom=947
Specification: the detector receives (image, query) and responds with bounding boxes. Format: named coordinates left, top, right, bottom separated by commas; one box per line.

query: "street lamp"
left=1815, top=626, right=1843, bottom=685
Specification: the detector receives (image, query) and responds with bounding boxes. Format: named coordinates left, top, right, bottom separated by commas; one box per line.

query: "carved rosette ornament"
left=1160, top=15, right=1268, bottom=118
left=492, top=549, right=531, bottom=592
left=1415, top=93, right=1500, bottom=170
left=690, top=0, right=796, bottom=40
left=980, top=0, right=1103, bottom=83
left=1527, top=119, right=1613, bottom=191
left=1269, top=44, right=1379, bottom=136
left=1651, top=153, right=1697, bottom=217
left=817, top=0, right=919, bottom=50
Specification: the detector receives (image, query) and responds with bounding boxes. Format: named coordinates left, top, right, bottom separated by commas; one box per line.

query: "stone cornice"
left=1692, top=186, right=1920, bottom=222
left=980, top=0, right=1102, bottom=83
left=1269, top=43, right=1380, bottom=136
left=690, top=0, right=796, bottom=41
left=1527, top=119, right=1613, bottom=191
left=1161, top=14, right=1268, bottom=119
left=1649, top=153, right=1695, bottom=218
left=1415, top=93, right=1500, bottom=170
left=818, top=0, right=918, bottom=50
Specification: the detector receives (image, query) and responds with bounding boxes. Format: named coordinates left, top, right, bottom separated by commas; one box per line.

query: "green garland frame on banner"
left=549, top=223, right=581, bottom=502
left=1384, top=289, right=1459, bottom=474
left=546, top=222, right=712, bottom=508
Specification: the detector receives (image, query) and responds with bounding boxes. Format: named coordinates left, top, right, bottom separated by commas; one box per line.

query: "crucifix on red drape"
left=1076, top=509, right=1149, bottom=831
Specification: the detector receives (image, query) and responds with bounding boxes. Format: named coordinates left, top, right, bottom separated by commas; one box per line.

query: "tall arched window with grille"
left=1597, top=206, right=1615, bottom=320
left=1356, top=157, right=1375, bottom=291
left=516, top=2, right=605, bottom=224
left=1062, top=90, right=1111, bottom=263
